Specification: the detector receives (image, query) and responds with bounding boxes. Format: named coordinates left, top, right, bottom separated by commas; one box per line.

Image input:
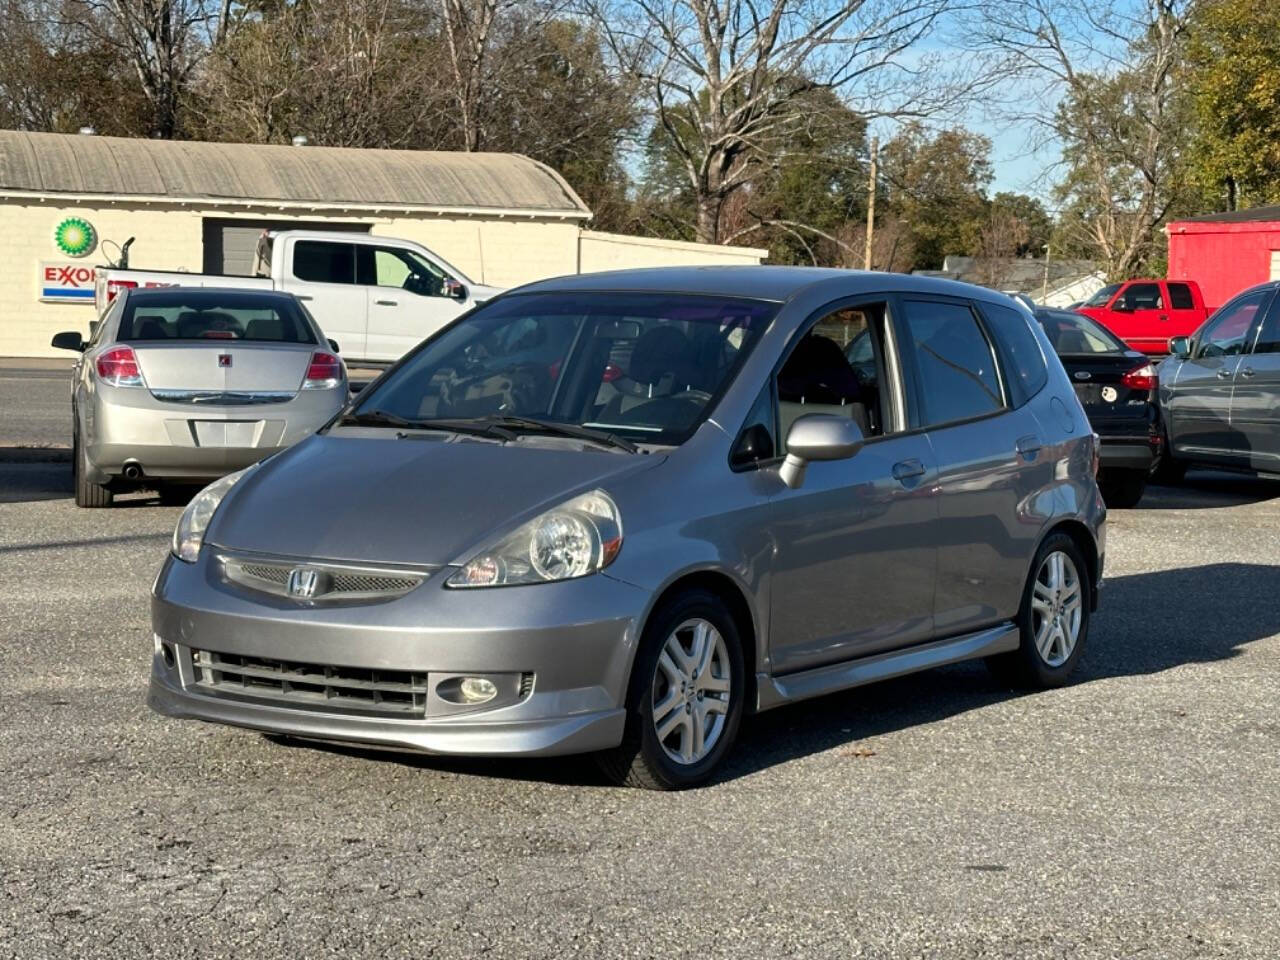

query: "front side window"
left=116, top=293, right=316, bottom=343
left=363, top=246, right=449, bottom=297
left=1196, top=291, right=1271, bottom=358
left=1254, top=297, right=1280, bottom=354
left=353, top=292, right=776, bottom=446
left=1118, top=283, right=1163, bottom=310
left=900, top=299, right=1004, bottom=426
left=292, top=241, right=356, bottom=284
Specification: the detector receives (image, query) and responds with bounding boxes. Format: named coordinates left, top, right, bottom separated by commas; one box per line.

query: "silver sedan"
left=147, top=267, right=1105, bottom=789
left=52, top=287, right=347, bottom=506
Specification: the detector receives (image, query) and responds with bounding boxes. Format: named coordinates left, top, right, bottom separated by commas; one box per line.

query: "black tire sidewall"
left=1016, top=533, right=1090, bottom=686
left=627, top=589, right=745, bottom=789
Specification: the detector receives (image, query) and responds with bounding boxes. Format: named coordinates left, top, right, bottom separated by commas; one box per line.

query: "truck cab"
left=1076, top=278, right=1208, bottom=355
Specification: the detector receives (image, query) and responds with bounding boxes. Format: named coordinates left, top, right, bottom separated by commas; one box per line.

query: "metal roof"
left=0, top=130, right=591, bottom=218
left=1172, top=205, right=1280, bottom=225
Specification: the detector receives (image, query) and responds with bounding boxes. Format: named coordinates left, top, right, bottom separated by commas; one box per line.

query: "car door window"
left=292, top=241, right=356, bottom=284
left=1167, top=283, right=1195, bottom=310
left=900, top=299, right=1004, bottom=426
left=1196, top=291, right=1270, bottom=358
left=980, top=302, right=1047, bottom=404
left=363, top=246, right=449, bottom=297
left=1251, top=296, right=1280, bottom=354
left=1119, top=283, right=1162, bottom=310
left=775, top=304, right=891, bottom=449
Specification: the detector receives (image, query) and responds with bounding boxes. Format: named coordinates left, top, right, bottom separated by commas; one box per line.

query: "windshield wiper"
left=340, top=409, right=515, bottom=441
left=474, top=415, right=639, bottom=453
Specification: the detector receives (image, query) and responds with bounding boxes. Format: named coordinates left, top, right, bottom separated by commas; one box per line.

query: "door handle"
left=1216, top=368, right=1232, bottom=379
left=1159, top=314, right=1168, bottom=322
left=1015, top=434, right=1041, bottom=457
left=1239, top=367, right=1255, bottom=378
left=892, top=459, right=926, bottom=482
left=375, top=299, right=399, bottom=306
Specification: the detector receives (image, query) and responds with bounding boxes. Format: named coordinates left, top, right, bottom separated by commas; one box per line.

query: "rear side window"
left=293, top=241, right=356, bottom=284
left=900, top=300, right=1004, bottom=426
left=980, top=302, right=1048, bottom=405
left=118, top=295, right=316, bottom=343
left=1167, top=283, right=1195, bottom=310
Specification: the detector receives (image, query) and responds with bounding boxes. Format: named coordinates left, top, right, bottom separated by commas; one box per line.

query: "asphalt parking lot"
left=2, top=457, right=1279, bottom=957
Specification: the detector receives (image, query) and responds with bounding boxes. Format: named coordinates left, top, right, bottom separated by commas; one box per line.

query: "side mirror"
left=444, top=279, right=467, bottom=301
left=327, top=338, right=341, bottom=354
left=1112, top=301, right=1133, bottom=313
left=1168, top=335, right=1191, bottom=358
left=51, top=331, right=85, bottom=352
left=778, top=414, right=864, bottom=489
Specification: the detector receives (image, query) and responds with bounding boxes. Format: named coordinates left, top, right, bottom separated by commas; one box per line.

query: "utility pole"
left=863, top=136, right=878, bottom=271
left=1041, top=244, right=1052, bottom=302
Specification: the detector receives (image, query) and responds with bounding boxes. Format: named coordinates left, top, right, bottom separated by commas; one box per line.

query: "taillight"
left=105, top=278, right=137, bottom=302
left=95, top=345, right=144, bottom=387
left=302, top=351, right=343, bottom=390
left=1121, top=362, right=1158, bottom=391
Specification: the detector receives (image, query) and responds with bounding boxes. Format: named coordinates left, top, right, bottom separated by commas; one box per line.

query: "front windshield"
left=352, top=291, right=777, bottom=446
left=1083, top=283, right=1121, bottom=308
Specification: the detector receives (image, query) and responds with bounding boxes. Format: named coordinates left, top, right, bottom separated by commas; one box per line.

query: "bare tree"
left=973, top=0, right=1194, bottom=278
left=577, top=0, right=979, bottom=245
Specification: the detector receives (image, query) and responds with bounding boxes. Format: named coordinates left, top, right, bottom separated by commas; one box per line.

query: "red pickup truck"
left=1075, top=279, right=1210, bottom=355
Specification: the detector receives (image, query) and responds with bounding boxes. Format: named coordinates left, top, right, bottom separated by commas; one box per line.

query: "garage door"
left=202, top=219, right=371, bottom=276
left=1271, top=250, right=1280, bottom=282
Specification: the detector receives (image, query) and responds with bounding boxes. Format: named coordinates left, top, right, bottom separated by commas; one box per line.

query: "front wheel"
left=597, top=589, right=745, bottom=790
left=987, top=532, right=1090, bottom=689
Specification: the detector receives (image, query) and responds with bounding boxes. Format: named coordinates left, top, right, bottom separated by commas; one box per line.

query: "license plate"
left=192, top=421, right=261, bottom=447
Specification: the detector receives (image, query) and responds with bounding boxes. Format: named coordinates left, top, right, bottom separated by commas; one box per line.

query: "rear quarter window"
left=980, top=302, right=1048, bottom=405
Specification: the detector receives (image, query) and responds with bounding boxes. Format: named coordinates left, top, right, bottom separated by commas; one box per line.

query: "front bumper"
left=147, top=553, right=645, bottom=757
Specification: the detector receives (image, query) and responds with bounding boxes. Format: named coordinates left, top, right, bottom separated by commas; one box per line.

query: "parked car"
left=1036, top=307, right=1162, bottom=507
left=94, top=230, right=503, bottom=365
left=52, top=287, right=348, bottom=508
left=1076, top=278, right=1209, bottom=355
left=1155, top=281, right=1280, bottom=481
left=147, top=268, right=1105, bottom=790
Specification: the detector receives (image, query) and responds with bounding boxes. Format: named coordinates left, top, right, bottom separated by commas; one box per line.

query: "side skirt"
left=755, top=623, right=1019, bottom=712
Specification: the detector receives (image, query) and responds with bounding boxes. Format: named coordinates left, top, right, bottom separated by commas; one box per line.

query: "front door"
left=361, top=244, right=464, bottom=363
left=1115, top=281, right=1167, bottom=354
left=766, top=301, right=940, bottom=674
left=1230, top=292, right=1280, bottom=473
left=1165, top=289, right=1273, bottom=463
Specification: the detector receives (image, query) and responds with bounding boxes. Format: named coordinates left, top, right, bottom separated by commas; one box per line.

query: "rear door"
left=1164, top=288, right=1273, bottom=463
left=278, top=238, right=368, bottom=358
left=1164, top=281, right=1202, bottom=341
left=1230, top=291, right=1280, bottom=473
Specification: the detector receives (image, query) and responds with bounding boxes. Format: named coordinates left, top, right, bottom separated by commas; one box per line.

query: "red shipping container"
left=1166, top=207, right=1280, bottom=313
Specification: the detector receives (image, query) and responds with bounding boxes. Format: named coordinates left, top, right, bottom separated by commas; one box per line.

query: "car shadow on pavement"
left=1142, top=469, right=1280, bottom=509
left=0, top=461, right=71, bottom=503
left=271, top=560, right=1280, bottom=789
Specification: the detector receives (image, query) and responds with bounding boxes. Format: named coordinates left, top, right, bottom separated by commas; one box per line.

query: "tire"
left=597, top=589, right=745, bottom=790
left=986, top=532, right=1090, bottom=689
left=1099, top=469, right=1146, bottom=508
left=73, top=421, right=113, bottom=508
left=1149, top=454, right=1186, bottom=486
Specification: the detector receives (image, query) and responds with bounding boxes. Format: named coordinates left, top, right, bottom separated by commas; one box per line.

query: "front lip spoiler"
left=148, top=670, right=626, bottom=758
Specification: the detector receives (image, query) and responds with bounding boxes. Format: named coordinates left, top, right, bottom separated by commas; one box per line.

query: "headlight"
left=448, top=490, right=622, bottom=588
left=171, top=465, right=255, bottom=563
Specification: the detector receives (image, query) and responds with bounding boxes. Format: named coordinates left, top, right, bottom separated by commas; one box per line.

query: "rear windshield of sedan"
left=1037, top=310, right=1128, bottom=354
left=117, top=293, right=316, bottom=343
left=355, top=291, right=778, bottom=445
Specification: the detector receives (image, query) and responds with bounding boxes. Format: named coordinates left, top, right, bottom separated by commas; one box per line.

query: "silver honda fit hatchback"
left=52, top=287, right=347, bottom=507
left=148, top=268, right=1105, bottom=789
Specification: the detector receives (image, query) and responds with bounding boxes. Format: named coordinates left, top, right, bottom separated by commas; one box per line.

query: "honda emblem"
left=286, top=567, right=320, bottom=599
left=218, top=354, right=232, bottom=368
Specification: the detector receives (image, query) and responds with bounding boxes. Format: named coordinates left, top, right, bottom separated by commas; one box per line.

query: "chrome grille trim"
left=219, top=553, right=430, bottom=603
left=190, top=649, right=427, bottom=717
left=151, top=389, right=296, bottom=405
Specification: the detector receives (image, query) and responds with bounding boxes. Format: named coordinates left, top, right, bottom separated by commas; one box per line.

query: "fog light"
left=459, top=677, right=498, bottom=703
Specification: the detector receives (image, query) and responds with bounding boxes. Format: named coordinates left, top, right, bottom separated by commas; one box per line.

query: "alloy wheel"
left=1030, top=551, right=1082, bottom=667
left=651, top=618, right=732, bottom=765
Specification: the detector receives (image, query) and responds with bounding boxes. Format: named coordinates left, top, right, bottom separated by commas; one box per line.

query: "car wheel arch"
left=1036, top=518, right=1099, bottom=611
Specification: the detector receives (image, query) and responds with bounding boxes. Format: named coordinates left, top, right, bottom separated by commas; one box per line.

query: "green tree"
left=1186, top=0, right=1280, bottom=208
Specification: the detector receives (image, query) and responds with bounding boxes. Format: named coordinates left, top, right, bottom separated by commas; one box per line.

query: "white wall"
left=579, top=230, right=767, bottom=273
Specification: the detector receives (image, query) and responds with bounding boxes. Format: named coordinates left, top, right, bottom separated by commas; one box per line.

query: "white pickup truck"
left=93, top=230, right=503, bottom=364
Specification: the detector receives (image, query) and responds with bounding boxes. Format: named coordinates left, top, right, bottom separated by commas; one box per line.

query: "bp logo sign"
left=54, top=217, right=97, bottom=257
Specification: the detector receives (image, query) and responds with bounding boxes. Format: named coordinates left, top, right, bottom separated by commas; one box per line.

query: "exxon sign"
left=40, top=262, right=96, bottom=303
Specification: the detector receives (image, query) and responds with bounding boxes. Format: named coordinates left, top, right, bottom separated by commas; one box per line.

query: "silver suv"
left=147, top=268, right=1106, bottom=789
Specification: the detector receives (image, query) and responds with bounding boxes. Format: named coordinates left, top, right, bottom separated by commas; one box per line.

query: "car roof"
left=512, top=266, right=1023, bottom=305
left=124, top=287, right=298, bottom=306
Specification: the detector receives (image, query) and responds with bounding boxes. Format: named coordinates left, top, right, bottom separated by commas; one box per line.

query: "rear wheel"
left=1150, top=453, right=1186, bottom=485
left=987, top=532, right=1090, bottom=689
left=1099, top=469, right=1146, bottom=508
left=73, top=422, right=113, bottom=508
left=597, top=589, right=745, bottom=790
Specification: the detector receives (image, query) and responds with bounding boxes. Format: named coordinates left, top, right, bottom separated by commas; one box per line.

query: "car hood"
left=207, top=432, right=664, bottom=566
left=469, top=284, right=504, bottom=304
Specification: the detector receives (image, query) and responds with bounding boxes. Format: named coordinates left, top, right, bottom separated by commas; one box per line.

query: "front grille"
left=191, top=649, right=428, bottom=717
left=221, top=555, right=426, bottom=603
